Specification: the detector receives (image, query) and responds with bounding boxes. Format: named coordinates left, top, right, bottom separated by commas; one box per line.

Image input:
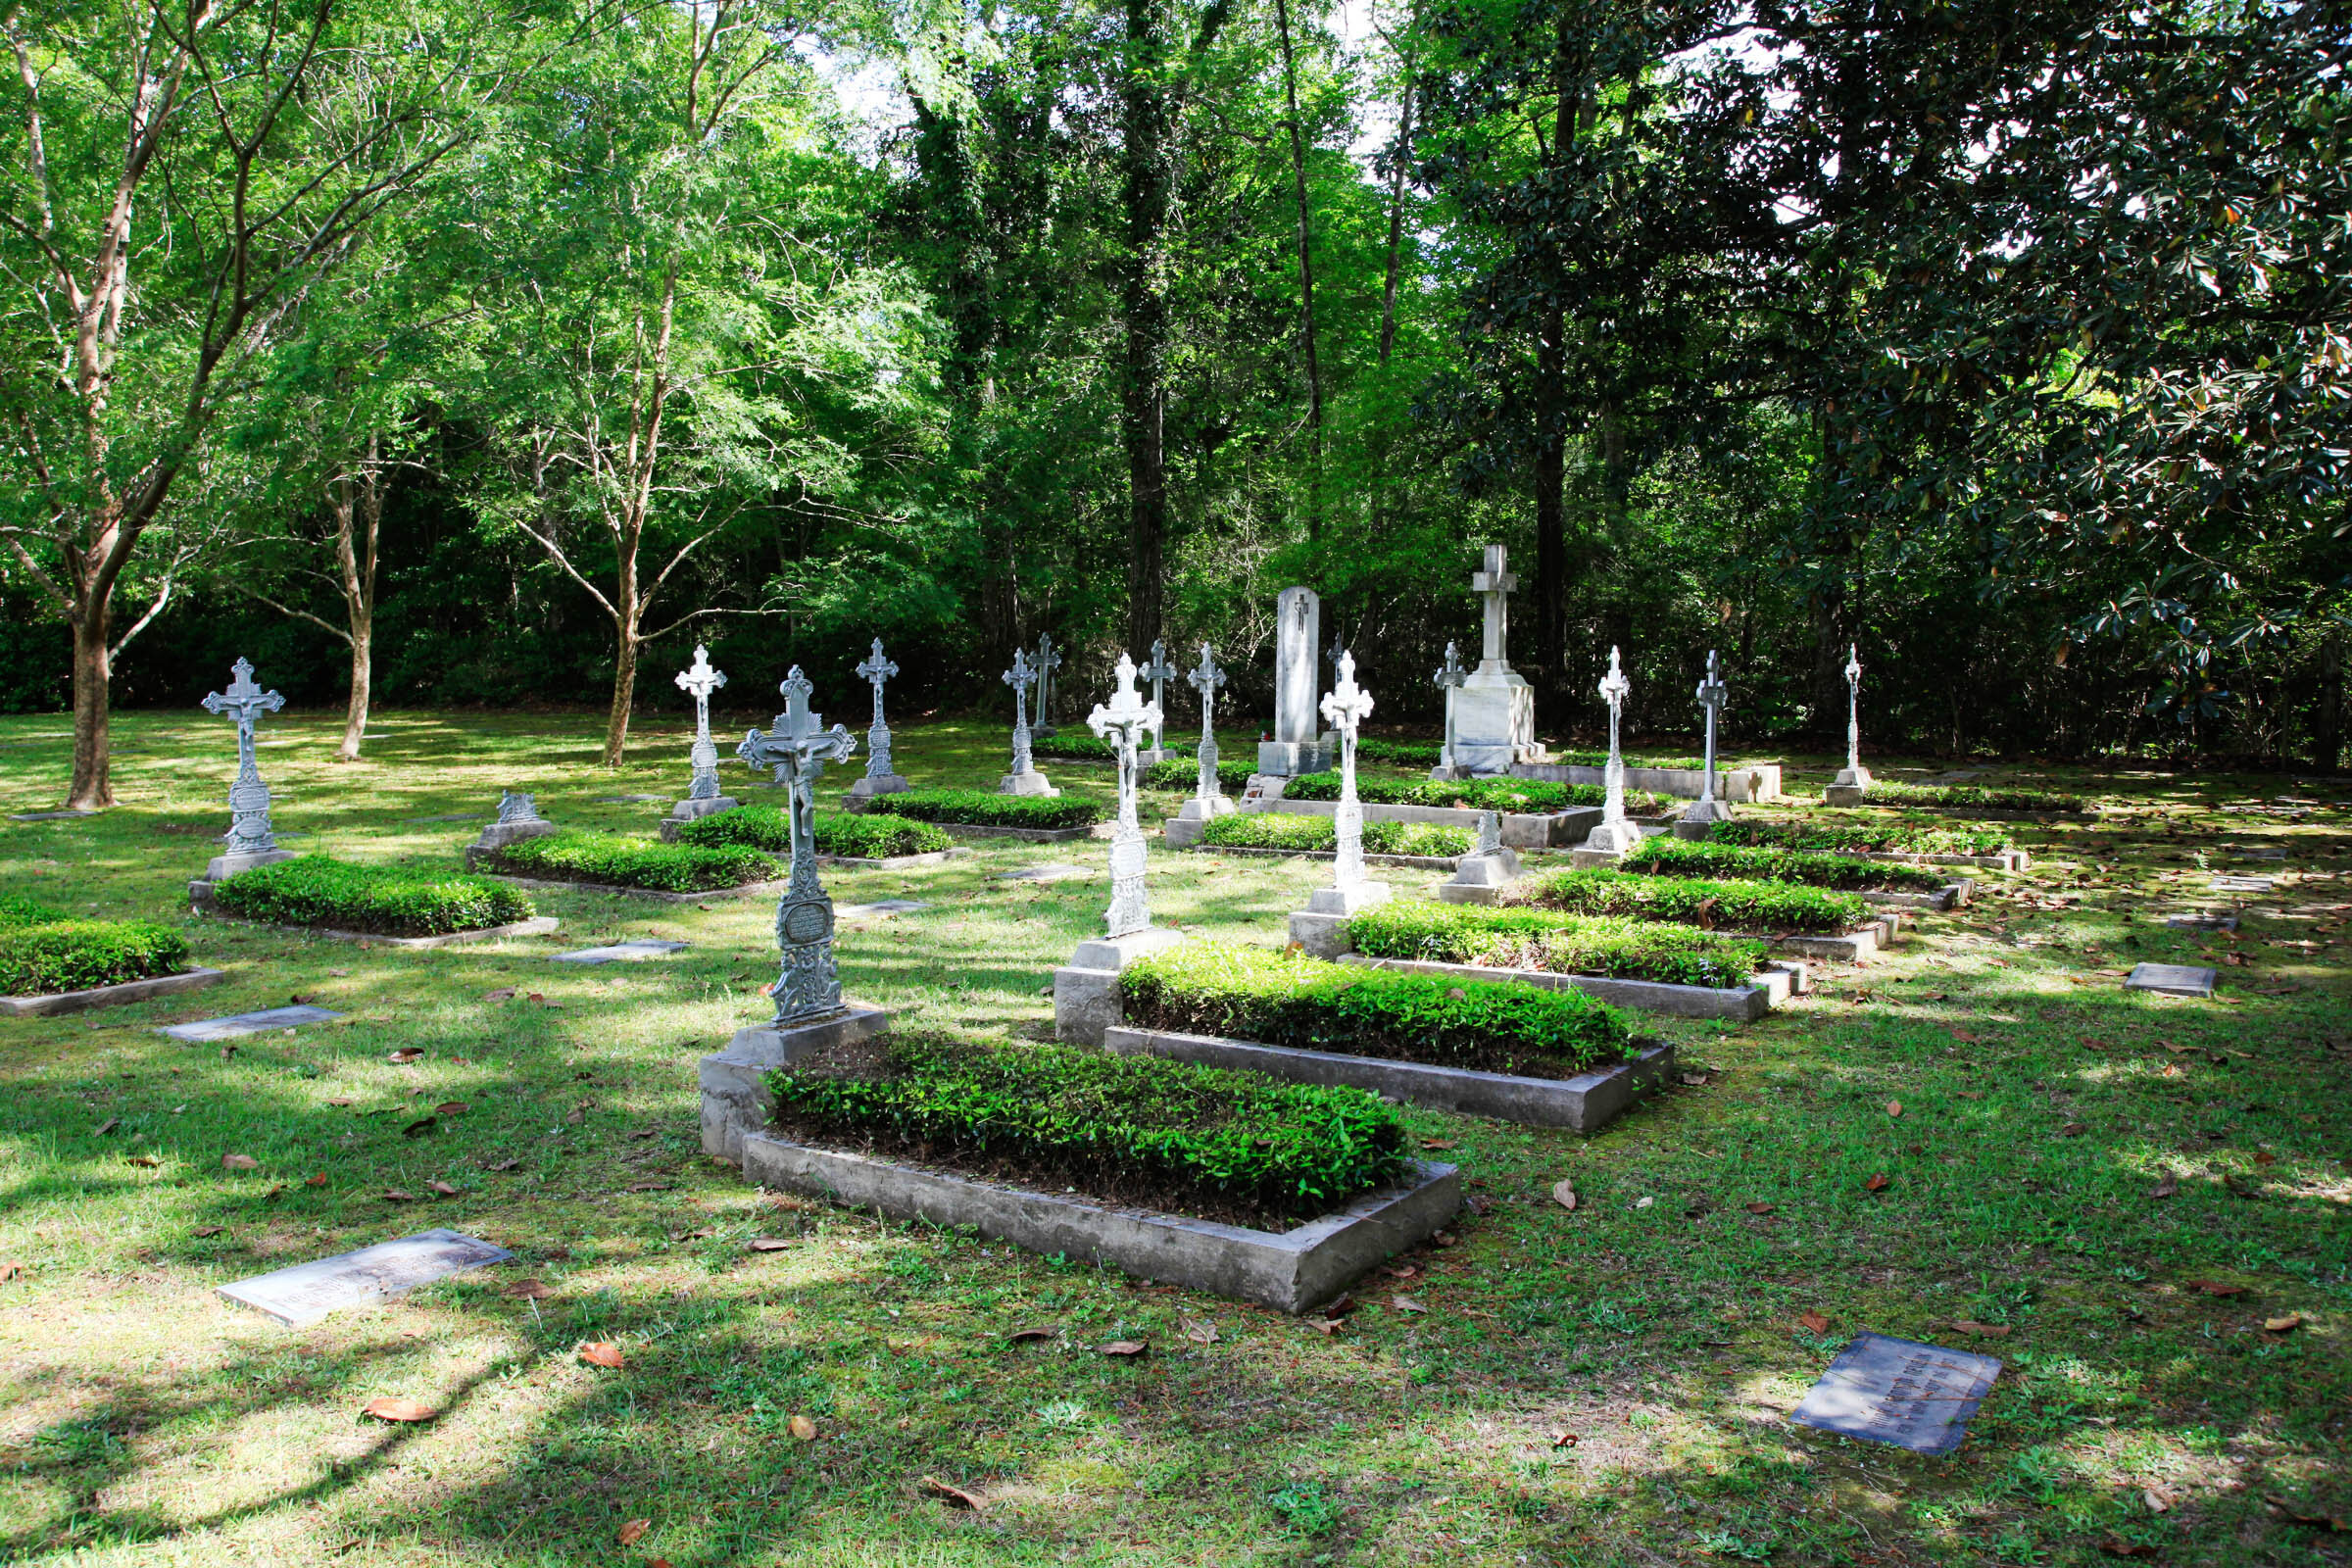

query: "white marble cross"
left=1433, top=641, right=1467, bottom=771
left=1695, top=650, right=1728, bottom=804
left=673, top=645, right=728, bottom=801
left=1320, top=651, right=1377, bottom=888
left=1139, top=639, right=1179, bottom=754
left=1598, top=646, right=1632, bottom=827
left=856, top=638, right=899, bottom=780
left=202, top=658, right=286, bottom=856
left=1187, top=643, right=1228, bottom=808
left=1472, top=545, right=1516, bottom=666
left=1003, top=649, right=1037, bottom=775
left=737, top=667, right=857, bottom=1024
left=1087, top=654, right=1163, bottom=939
left=1843, top=644, right=1864, bottom=775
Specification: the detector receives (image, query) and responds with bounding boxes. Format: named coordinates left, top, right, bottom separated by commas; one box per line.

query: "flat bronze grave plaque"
left=1790, top=1332, right=2001, bottom=1455
left=160, top=1004, right=344, bottom=1042
left=219, top=1228, right=513, bottom=1327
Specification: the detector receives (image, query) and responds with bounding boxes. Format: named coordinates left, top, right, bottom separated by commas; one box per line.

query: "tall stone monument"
left=1825, top=645, right=1875, bottom=806
left=998, top=649, right=1057, bottom=796
left=1572, top=646, right=1644, bottom=862
left=1054, top=656, right=1185, bottom=1045
left=1430, top=642, right=1469, bottom=780
left=664, top=645, right=740, bottom=831
left=1164, top=643, right=1237, bottom=848
left=1677, top=650, right=1737, bottom=836
left=848, top=638, right=910, bottom=801
left=1288, top=651, right=1391, bottom=956
left=1256, top=587, right=1333, bottom=777
left=1031, top=633, right=1063, bottom=740
left=198, top=658, right=295, bottom=884
left=1451, top=546, right=1546, bottom=775
left=1135, top=639, right=1178, bottom=764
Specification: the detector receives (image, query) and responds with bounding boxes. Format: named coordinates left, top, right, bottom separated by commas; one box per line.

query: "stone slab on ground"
left=815, top=847, right=969, bottom=870
left=2210, top=875, right=2276, bottom=894
left=2166, top=912, right=2240, bottom=932
left=0, top=966, right=227, bottom=1018
left=1104, top=1026, right=1674, bottom=1133
left=9, top=808, right=96, bottom=821
left=839, top=900, right=932, bottom=918
left=734, top=1130, right=1458, bottom=1315
left=1336, top=952, right=1799, bottom=1022
left=2126, top=962, right=2218, bottom=998
left=218, top=1228, right=514, bottom=1328
left=469, top=866, right=789, bottom=904
left=2231, top=846, right=2287, bottom=860
left=998, top=862, right=1094, bottom=883
left=1790, top=1332, right=2001, bottom=1456
left=552, top=939, right=691, bottom=964
left=1180, top=844, right=1463, bottom=871
left=1865, top=880, right=1972, bottom=911
left=593, top=794, right=667, bottom=804
left=159, top=1004, right=345, bottom=1042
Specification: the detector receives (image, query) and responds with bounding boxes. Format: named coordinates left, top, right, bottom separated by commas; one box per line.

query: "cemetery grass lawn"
left=0, top=711, right=2347, bottom=1567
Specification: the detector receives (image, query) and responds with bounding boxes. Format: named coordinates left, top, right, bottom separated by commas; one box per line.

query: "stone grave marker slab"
left=9, top=808, right=96, bottom=821
left=551, top=939, right=692, bottom=965
left=159, top=1004, right=344, bottom=1042
left=218, top=1228, right=514, bottom=1327
left=839, top=900, right=932, bottom=918
left=2230, top=846, right=2286, bottom=860
left=1789, top=1332, right=2001, bottom=1456
left=2166, top=912, right=2239, bottom=932
left=2126, top=962, right=2218, bottom=998
left=2210, top=875, right=2275, bottom=893
left=997, top=863, right=1093, bottom=883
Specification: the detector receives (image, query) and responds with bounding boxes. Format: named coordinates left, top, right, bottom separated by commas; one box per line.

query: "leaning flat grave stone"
left=218, top=1228, right=514, bottom=1327
left=2167, top=912, right=2240, bottom=932
left=2211, top=874, right=2276, bottom=893
left=839, top=900, right=932, bottom=918
left=551, top=939, right=691, bottom=965
left=158, top=1004, right=345, bottom=1042
left=2126, top=962, right=2218, bottom=998
left=1790, top=1332, right=2001, bottom=1455
left=996, top=863, right=1094, bottom=883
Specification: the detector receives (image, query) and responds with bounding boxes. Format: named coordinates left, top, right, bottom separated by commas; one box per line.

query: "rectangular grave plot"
left=1790, top=1333, right=2002, bottom=1455
left=840, top=900, right=932, bottom=917
left=551, top=939, right=692, bottom=965
left=219, top=1229, right=514, bottom=1327
left=2210, top=875, right=2276, bottom=893
left=159, top=1004, right=344, bottom=1042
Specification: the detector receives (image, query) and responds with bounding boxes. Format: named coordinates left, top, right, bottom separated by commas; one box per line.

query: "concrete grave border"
left=1230, top=792, right=1596, bottom=851
left=815, top=847, right=971, bottom=870
left=1179, top=843, right=1465, bottom=871
left=1333, top=951, right=1805, bottom=1022
left=839, top=803, right=1110, bottom=842
left=468, top=867, right=790, bottom=905
left=1510, top=760, right=1784, bottom=804
left=1103, top=1025, right=1675, bottom=1132
left=0, top=965, right=228, bottom=1018
left=1820, top=797, right=2099, bottom=824
left=188, top=884, right=559, bottom=947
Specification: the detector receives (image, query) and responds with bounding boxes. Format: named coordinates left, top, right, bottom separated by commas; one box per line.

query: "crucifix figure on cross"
left=202, top=658, right=287, bottom=858
left=1187, top=643, right=1228, bottom=811
left=674, top=645, right=728, bottom=801
left=737, top=667, right=857, bottom=1024
left=1319, top=651, right=1380, bottom=894
left=1087, top=654, right=1163, bottom=939
left=856, top=639, right=899, bottom=782
left=1433, top=642, right=1468, bottom=775
left=1004, top=649, right=1037, bottom=776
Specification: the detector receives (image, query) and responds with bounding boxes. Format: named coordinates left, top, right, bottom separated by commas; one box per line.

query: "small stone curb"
left=1333, top=951, right=1795, bottom=1021
left=188, top=890, right=560, bottom=948
left=0, top=966, right=228, bottom=1018
left=1179, top=844, right=1463, bottom=871
left=473, top=871, right=790, bottom=905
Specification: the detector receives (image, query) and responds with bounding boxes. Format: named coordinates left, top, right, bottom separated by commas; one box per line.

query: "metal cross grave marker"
left=673, top=645, right=728, bottom=801
left=1088, top=654, right=1163, bottom=939
left=201, top=657, right=287, bottom=857
left=1138, top=639, right=1179, bottom=755
left=1695, top=650, right=1728, bottom=805
left=736, top=667, right=857, bottom=1025
left=1003, top=649, right=1037, bottom=776
left=1843, top=644, right=1865, bottom=775
left=1188, top=643, right=1228, bottom=809
left=1320, top=651, right=1378, bottom=889
left=856, top=638, right=900, bottom=780
left=1032, top=633, right=1063, bottom=736
left=1598, top=646, right=1632, bottom=827
left=1434, top=641, right=1467, bottom=771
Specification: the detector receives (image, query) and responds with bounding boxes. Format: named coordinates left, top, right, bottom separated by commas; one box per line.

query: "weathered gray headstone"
left=552, top=940, right=692, bottom=965
left=159, top=1004, right=344, bottom=1042
left=1257, top=588, right=1333, bottom=777
left=2210, top=874, right=2275, bottom=893
left=1789, top=1332, right=2001, bottom=1455
left=2126, top=962, right=2218, bottom=998
left=200, top=658, right=295, bottom=880
left=849, top=638, right=910, bottom=799
left=1088, top=654, right=1162, bottom=939
left=218, top=1228, right=514, bottom=1327
left=737, top=667, right=858, bottom=1025
left=469, top=790, right=557, bottom=858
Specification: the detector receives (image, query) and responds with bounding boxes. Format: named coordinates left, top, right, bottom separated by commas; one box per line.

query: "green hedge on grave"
left=0, top=896, right=191, bottom=996
left=489, top=833, right=777, bottom=893
left=677, top=807, right=952, bottom=859
left=212, top=855, right=536, bottom=935
left=1620, top=836, right=1949, bottom=892
left=1546, top=748, right=1707, bottom=770
left=1121, top=939, right=1633, bottom=1079
left=1280, top=771, right=1670, bottom=815
left=1855, top=781, right=2089, bottom=813
left=1509, top=867, right=1872, bottom=934
left=1347, top=904, right=1768, bottom=990
left=1706, top=819, right=2010, bottom=857
left=1143, top=757, right=1257, bottom=792
left=862, top=789, right=1104, bottom=830
left=1353, top=738, right=1445, bottom=767
left=1197, top=813, right=1471, bottom=858
left=767, top=1030, right=1411, bottom=1226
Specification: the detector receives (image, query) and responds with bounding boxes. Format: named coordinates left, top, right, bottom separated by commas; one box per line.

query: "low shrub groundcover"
left=0, top=896, right=190, bottom=996
left=490, top=833, right=776, bottom=893
left=1860, top=781, right=2089, bottom=813
left=768, top=1031, right=1411, bottom=1227
left=214, top=854, right=536, bottom=936
left=1548, top=748, right=1708, bottom=770
left=1198, top=813, right=1472, bottom=858
left=1509, top=867, right=1872, bottom=934
left=1706, top=819, right=2010, bottom=857
left=1283, top=771, right=1670, bottom=815
left=1144, top=757, right=1257, bottom=793
left=1348, top=903, right=1767, bottom=991
left=678, top=806, right=952, bottom=860
left=1122, top=939, right=1633, bottom=1080
left=1621, top=836, right=1947, bottom=893
left=1354, top=738, right=1445, bottom=768
left=864, top=789, right=1104, bottom=831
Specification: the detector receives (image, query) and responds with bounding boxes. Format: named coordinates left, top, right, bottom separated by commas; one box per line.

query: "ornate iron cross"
left=1032, top=633, right=1062, bottom=731
left=674, top=645, right=728, bottom=801
left=1320, top=650, right=1378, bottom=887
left=1843, top=644, right=1865, bottom=773
left=1433, top=641, right=1467, bottom=769
left=1187, top=643, right=1228, bottom=808
left=1695, top=650, right=1729, bottom=803
left=856, top=638, right=899, bottom=780
left=1088, top=654, right=1162, bottom=939
left=1003, top=649, right=1037, bottom=775
left=201, top=658, right=286, bottom=857
left=1598, top=646, right=1632, bottom=825
left=736, top=667, right=857, bottom=1025
left=1138, top=638, right=1179, bottom=753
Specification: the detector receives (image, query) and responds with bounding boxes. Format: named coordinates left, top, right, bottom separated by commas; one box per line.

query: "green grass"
left=489, top=830, right=777, bottom=892
left=1861, top=780, right=2092, bottom=813
left=862, top=787, right=1104, bottom=830
left=1348, top=902, right=1770, bottom=989
left=0, top=898, right=190, bottom=995
left=1143, top=756, right=1256, bottom=792
left=1198, top=812, right=1473, bottom=857
left=1546, top=748, right=1711, bottom=769
left=1708, top=817, right=2014, bottom=856
left=1622, top=835, right=1952, bottom=892
left=210, top=854, right=536, bottom=936
left=767, top=1030, right=1412, bottom=1226
left=0, top=708, right=2344, bottom=1567
left=1282, top=770, right=1670, bottom=814
left=1511, top=866, right=1876, bottom=933
left=675, top=805, right=953, bottom=859
left=1121, top=939, right=1633, bottom=1078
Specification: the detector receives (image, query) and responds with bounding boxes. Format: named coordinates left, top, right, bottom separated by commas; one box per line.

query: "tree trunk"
left=331, top=440, right=386, bottom=761
left=2315, top=634, right=2343, bottom=774
left=1273, top=0, right=1323, bottom=538
left=1532, top=320, right=1567, bottom=701
left=68, top=595, right=113, bottom=809
left=607, top=620, right=640, bottom=767
left=1378, top=67, right=1414, bottom=368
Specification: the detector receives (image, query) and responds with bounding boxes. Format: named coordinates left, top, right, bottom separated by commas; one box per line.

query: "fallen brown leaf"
left=306, top=1173, right=328, bottom=1187
left=1005, top=1327, right=1054, bottom=1344
left=193, top=1225, right=224, bottom=1237
left=1885, top=1100, right=1902, bottom=1118
left=1391, top=1294, right=1427, bottom=1314
left=2265, top=1495, right=2351, bottom=1531
left=505, top=1280, right=554, bottom=1299
left=125, top=1154, right=159, bottom=1167
left=484, top=1158, right=521, bottom=1172
left=1419, top=1138, right=1457, bottom=1151
left=262, top=1182, right=285, bottom=1200
left=1550, top=1179, right=1578, bottom=1211
left=745, top=1237, right=794, bottom=1252
left=1550, top=1430, right=1580, bottom=1448
left=1798, top=1310, right=1832, bottom=1334
left=2263, top=1313, right=2305, bottom=1334
left=1864, top=1173, right=1890, bottom=1192
left=2060, top=1121, right=2089, bottom=1137
left=1179, top=1318, right=1219, bottom=1345
left=1745, top=1201, right=1776, bottom=1215
left=1952, top=1319, right=2012, bottom=1338
left=220, top=1152, right=257, bottom=1170
left=1304, top=1316, right=1345, bottom=1335
left=325, top=1098, right=355, bottom=1107
left=921, top=1477, right=984, bottom=1511
left=360, top=1396, right=435, bottom=1423
left=434, top=1102, right=469, bottom=1116
left=0, top=1260, right=23, bottom=1282
left=2098, top=1540, right=2157, bottom=1559
left=381, top=1190, right=414, bottom=1202
left=2253, top=1150, right=2278, bottom=1166
left=616, top=1518, right=650, bottom=1546
left=1432, top=1231, right=1457, bottom=1248
left=1101, top=1340, right=1149, bottom=1358
left=2186, top=1280, right=2247, bottom=1297
left=788, top=1414, right=817, bottom=1442
left=425, top=1180, right=458, bottom=1197
left=2151, top=1167, right=2180, bottom=1199
left=401, top=1117, right=436, bottom=1138
left=388, top=1048, right=423, bottom=1063
left=482, top=987, right=516, bottom=1003
left=580, top=1341, right=625, bottom=1369
left=93, top=1117, right=117, bottom=1136
left=2141, top=1487, right=2174, bottom=1515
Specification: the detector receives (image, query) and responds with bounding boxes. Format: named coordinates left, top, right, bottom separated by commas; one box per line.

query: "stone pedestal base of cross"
left=1434, top=809, right=1525, bottom=906
left=1827, top=643, right=1874, bottom=804
left=198, top=658, right=296, bottom=883
left=998, top=649, right=1060, bottom=797
left=1053, top=654, right=1184, bottom=1045
left=1576, top=645, right=1645, bottom=860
